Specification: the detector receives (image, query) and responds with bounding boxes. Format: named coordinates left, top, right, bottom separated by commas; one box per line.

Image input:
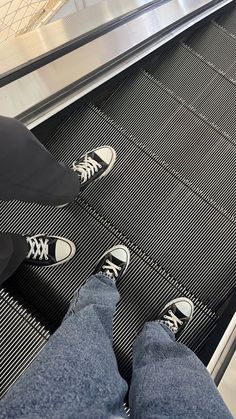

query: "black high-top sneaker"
left=25, top=235, right=76, bottom=267
left=92, top=245, right=130, bottom=283
left=72, top=146, right=116, bottom=191
left=157, top=297, right=194, bottom=338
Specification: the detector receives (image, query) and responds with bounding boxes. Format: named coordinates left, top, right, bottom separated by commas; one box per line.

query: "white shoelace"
left=27, top=237, right=49, bottom=261
left=72, top=157, right=102, bottom=183
left=101, top=259, right=121, bottom=278
left=163, top=309, right=183, bottom=333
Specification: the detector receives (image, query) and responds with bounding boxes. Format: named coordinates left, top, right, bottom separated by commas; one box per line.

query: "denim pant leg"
left=0, top=274, right=128, bottom=419
left=129, top=322, right=232, bottom=419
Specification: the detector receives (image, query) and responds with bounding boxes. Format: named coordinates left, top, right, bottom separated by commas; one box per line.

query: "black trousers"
left=0, top=233, right=28, bottom=286
left=0, top=116, right=80, bottom=285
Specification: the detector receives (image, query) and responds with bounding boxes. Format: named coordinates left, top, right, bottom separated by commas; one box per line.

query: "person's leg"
left=0, top=232, right=28, bottom=286
left=129, top=298, right=232, bottom=419
left=0, top=232, right=76, bottom=286
left=0, top=116, right=80, bottom=206
left=0, top=116, right=116, bottom=206
left=0, top=245, right=130, bottom=419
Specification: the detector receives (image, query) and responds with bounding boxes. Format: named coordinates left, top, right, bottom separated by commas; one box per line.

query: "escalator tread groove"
left=216, top=7, right=236, bottom=36
left=0, top=289, right=49, bottom=398
left=145, top=44, right=236, bottom=139
left=100, top=71, right=236, bottom=219
left=185, top=22, right=236, bottom=78
left=1, top=4, right=236, bottom=398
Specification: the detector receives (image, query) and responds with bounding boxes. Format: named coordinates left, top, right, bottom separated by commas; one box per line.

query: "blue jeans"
left=0, top=274, right=232, bottom=419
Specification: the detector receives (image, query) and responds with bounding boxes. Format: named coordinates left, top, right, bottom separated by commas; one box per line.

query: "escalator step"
left=2, top=9, right=236, bottom=396
left=186, top=22, right=236, bottom=78
left=101, top=71, right=236, bottom=218
left=216, top=7, right=236, bottom=35
left=1, top=198, right=217, bottom=388
left=0, top=289, right=49, bottom=398
left=193, top=77, right=235, bottom=139
left=225, top=63, right=236, bottom=80
left=145, top=44, right=236, bottom=138
left=146, top=44, right=218, bottom=103
left=20, top=104, right=234, bottom=310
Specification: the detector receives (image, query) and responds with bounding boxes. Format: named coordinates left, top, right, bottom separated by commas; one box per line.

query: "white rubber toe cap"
left=55, top=237, right=76, bottom=263
left=169, top=297, right=194, bottom=319
left=94, top=146, right=116, bottom=166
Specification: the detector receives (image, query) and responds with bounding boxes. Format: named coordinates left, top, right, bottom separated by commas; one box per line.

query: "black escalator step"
left=100, top=71, right=182, bottom=140
left=0, top=199, right=217, bottom=388
left=217, top=7, right=236, bottom=36
left=101, top=70, right=236, bottom=217
left=23, top=103, right=234, bottom=309
left=186, top=22, right=236, bottom=78
left=145, top=44, right=236, bottom=138
left=83, top=149, right=235, bottom=308
left=193, top=78, right=236, bottom=138
left=46, top=104, right=138, bottom=165
left=146, top=44, right=218, bottom=103
left=226, top=62, right=236, bottom=80
left=0, top=289, right=49, bottom=398
left=53, top=105, right=235, bottom=308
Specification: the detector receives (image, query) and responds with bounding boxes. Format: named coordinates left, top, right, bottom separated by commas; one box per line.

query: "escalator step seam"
left=141, top=69, right=236, bottom=146
left=78, top=197, right=217, bottom=319
left=0, top=289, right=50, bottom=339
left=211, top=20, right=236, bottom=41
left=88, top=103, right=236, bottom=226
left=180, top=41, right=236, bottom=85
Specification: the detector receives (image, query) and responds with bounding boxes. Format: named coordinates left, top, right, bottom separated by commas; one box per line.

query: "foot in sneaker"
left=25, top=235, right=76, bottom=267
left=93, top=245, right=130, bottom=283
left=157, top=297, right=194, bottom=338
left=72, top=146, right=116, bottom=191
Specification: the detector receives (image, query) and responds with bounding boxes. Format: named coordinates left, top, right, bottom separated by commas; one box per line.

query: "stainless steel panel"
left=0, top=0, right=157, bottom=79
left=0, top=0, right=233, bottom=128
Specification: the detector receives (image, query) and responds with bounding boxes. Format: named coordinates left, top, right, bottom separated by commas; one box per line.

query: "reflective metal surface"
left=208, top=313, right=236, bottom=381
left=0, top=0, right=159, bottom=81
left=0, top=0, right=233, bottom=127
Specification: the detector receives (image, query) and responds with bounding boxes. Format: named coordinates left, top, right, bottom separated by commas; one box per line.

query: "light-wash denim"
left=0, top=274, right=232, bottom=419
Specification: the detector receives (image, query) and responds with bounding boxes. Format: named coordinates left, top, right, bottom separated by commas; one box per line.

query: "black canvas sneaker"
left=72, top=146, right=116, bottom=191
left=93, top=245, right=130, bottom=283
left=25, top=235, right=76, bottom=267
left=158, top=297, right=194, bottom=338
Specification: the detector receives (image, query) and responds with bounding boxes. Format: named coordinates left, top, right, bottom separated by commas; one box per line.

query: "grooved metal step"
left=217, top=7, right=236, bottom=35
left=186, top=22, right=236, bottom=78
left=101, top=71, right=236, bottom=218
left=146, top=44, right=218, bottom=103
left=1, top=198, right=217, bottom=392
left=145, top=44, right=236, bottom=138
left=1, top=5, right=236, bottom=401
left=9, top=103, right=232, bottom=311
left=0, top=289, right=49, bottom=398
